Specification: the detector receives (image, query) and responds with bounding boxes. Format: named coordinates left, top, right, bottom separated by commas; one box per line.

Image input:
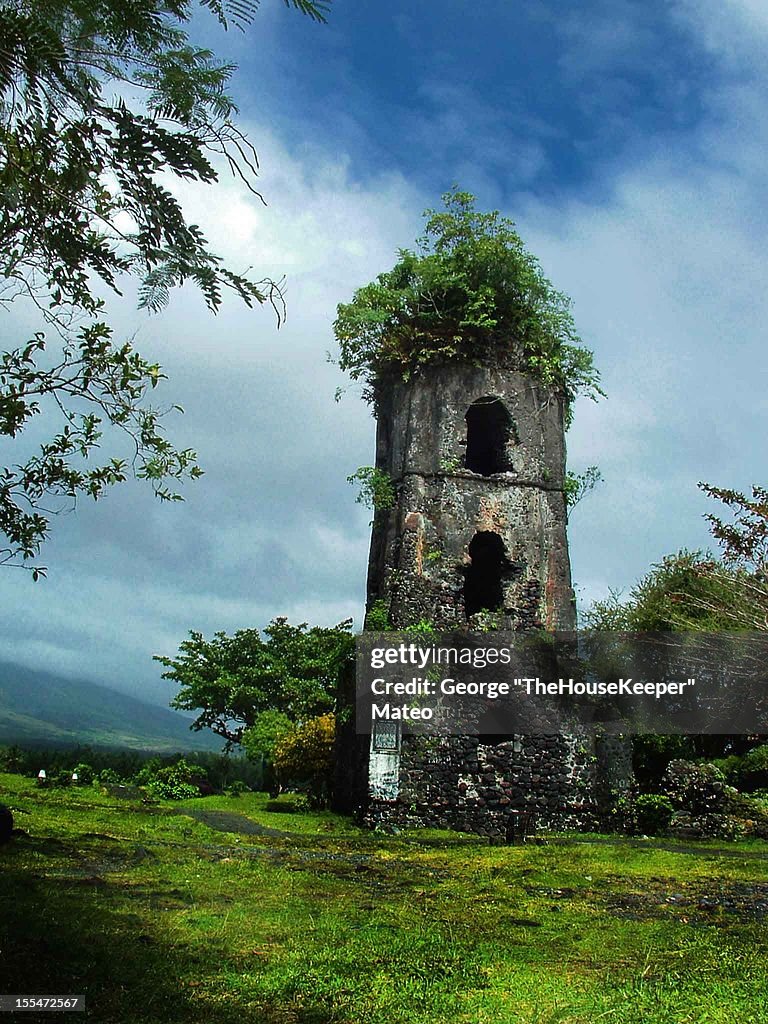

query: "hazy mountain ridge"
left=0, top=661, right=222, bottom=752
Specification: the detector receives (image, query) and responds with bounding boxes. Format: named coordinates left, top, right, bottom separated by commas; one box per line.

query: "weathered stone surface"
left=367, top=364, right=576, bottom=632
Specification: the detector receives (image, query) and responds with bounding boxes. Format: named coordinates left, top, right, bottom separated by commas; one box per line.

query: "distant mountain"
left=0, top=661, right=223, bottom=752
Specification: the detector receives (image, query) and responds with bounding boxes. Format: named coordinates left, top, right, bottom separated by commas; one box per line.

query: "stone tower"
left=366, top=362, right=575, bottom=633
left=347, top=360, right=631, bottom=836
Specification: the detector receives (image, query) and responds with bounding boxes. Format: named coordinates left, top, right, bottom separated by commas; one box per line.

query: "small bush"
left=224, top=780, right=249, bottom=797
left=364, top=598, right=392, bottom=631
left=133, top=759, right=163, bottom=787
left=264, top=794, right=310, bottom=814
left=144, top=759, right=206, bottom=801
left=709, top=753, right=743, bottom=786
left=273, top=714, right=335, bottom=808
left=635, top=793, right=674, bottom=835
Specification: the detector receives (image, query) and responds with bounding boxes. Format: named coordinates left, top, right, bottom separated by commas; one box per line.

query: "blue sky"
left=235, top=0, right=718, bottom=198
left=1, top=0, right=766, bottom=710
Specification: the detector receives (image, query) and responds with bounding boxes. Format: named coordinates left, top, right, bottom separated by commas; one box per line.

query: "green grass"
left=1, top=774, right=767, bottom=1023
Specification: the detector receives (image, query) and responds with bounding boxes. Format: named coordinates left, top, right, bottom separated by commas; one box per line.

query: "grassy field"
left=0, top=773, right=766, bottom=1023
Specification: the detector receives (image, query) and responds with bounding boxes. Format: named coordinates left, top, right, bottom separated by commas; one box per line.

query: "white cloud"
left=673, top=0, right=768, bottom=62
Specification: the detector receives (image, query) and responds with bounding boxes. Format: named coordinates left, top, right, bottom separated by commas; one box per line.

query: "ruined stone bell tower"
left=350, top=361, right=630, bottom=836
left=329, top=192, right=631, bottom=834
left=366, top=362, right=576, bottom=633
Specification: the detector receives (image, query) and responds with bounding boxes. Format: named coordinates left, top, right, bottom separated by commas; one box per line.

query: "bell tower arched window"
left=465, top=397, right=513, bottom=476
left=464, top=531, right=512, bottom=618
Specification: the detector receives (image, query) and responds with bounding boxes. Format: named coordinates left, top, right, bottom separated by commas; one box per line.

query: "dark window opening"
left=463, top=531, right=512, bottom=618
left=465, top=397, right=513, bottom=476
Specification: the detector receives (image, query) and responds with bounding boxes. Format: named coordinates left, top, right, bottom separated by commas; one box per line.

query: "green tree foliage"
left=710, top=744, right=768, bottom=793
left=700, top=482, right=768, bottom=573
left=241, top=708, right=294, bottom=795
left=582, top=550, right=751, bottom=633
left=155, top=617, right=354, bottom=747
left=333, top=189, right=602, bottom=418
left=241, top=709, right=294, bottom=762
left=585, top=484, right=768, bottom=776
left=0, top=0, right=329, bottom=574
left=71, top=761, right=94, bottom=785
left=693, top=482, right=768, bottom=630
left=0, top=744, right=261, bottom=787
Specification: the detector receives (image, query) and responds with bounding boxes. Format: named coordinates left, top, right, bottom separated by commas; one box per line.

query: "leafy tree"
left=241, top=708, right=294, bottom=793
left=272, top=712, right=335, bottom=806
left=241, top=709, right=294, bottom=762
left=0, top=0, right=329, bottom=574
left=155, top=616, right=354, bottom=746
left=693, top=482, right=768, bottom=630
left=333, top=188, right=602, bottom=419
left=584, top=484, right=768, bottom=771
left=582, top=549, right=751, bottom=633
left=700, top=482, right=768, bottom=573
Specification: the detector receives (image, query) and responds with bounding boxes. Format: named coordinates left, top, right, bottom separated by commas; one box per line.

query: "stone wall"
left=363, top=732, right=622, bottom=836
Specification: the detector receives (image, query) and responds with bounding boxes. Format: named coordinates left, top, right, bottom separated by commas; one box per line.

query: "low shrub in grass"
left=264, top=794, right=310, bottom=814
left=223, top=780, right=249, bottom=797
left=71, top=763, right=94, bottom=785
left=143, top=759, right=207, bottom=801
left=635, top=793, right=674, bottom=835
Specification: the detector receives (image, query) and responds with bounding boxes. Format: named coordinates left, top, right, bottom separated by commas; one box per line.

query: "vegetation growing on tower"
left=334, top=189, right=603, bottom=420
